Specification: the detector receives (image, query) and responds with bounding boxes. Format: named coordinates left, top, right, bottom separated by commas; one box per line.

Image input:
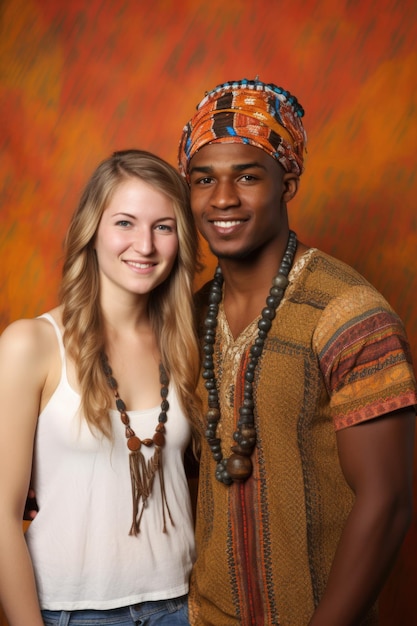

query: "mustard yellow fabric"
left=189, top=249, right=417, bottom=626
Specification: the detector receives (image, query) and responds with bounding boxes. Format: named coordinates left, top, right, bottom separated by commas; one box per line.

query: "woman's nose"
left=132, top=228, right=155, bottom=255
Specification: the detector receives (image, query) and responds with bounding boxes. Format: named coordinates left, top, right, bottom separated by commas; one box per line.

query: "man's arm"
left=309, top=407, right=415, bottom=626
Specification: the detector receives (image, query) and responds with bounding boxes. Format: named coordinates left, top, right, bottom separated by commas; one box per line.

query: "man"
left=178, top=78, right=417, bottom=625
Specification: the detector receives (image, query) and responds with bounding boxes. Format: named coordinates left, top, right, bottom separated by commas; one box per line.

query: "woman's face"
left=95, top=177, right=179, bottom=300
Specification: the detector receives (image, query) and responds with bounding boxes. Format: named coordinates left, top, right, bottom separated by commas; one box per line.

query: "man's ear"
left=282, top=173, right=300, bottom=202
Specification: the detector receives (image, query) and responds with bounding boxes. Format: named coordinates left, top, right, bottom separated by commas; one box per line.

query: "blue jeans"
left=41, top=595, right=189, bottom=625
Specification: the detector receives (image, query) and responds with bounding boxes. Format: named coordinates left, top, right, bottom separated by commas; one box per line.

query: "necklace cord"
left=202, top=230, right=298, bottom=485
left=101, top=355, right=173, bottom=534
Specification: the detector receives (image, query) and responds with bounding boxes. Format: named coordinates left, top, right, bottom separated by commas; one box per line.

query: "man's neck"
left=219, top=252, right=283, bottom=340
left=218, top=239, right=308, bottom=339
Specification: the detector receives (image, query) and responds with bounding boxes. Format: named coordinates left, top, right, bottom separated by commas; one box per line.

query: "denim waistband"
left=41, top=594, right=188, bottom=625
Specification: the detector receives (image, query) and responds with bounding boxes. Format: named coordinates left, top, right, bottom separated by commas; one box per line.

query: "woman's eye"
left=155, top=224, right=174, bottom=232
left=116, top=220, right=131, bottom=227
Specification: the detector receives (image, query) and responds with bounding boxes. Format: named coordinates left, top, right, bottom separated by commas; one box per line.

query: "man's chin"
left=209, top=244, right=255, bottom=261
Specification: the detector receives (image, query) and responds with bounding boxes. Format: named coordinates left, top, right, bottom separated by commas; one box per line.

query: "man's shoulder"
left=304, top=248, right=372, bottom=286
left=290, top=248, right=398, bottom=319
left=297, top=248, right=386, bottom=299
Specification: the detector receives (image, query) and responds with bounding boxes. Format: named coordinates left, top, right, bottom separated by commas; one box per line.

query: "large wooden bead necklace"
left=203, top=230, right=298, bottom=485
left=101, top=353, right=173, bottom=535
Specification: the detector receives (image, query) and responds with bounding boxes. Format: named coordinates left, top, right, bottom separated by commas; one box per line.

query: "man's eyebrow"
left=189, top=165, right=213, bottom=175
left=234, top=161, right=266, bottom=172
left=189, top=161, right=266, bottom=175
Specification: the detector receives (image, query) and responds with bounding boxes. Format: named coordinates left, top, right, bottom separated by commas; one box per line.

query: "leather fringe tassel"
left=128, top=446, right=174, bottom=535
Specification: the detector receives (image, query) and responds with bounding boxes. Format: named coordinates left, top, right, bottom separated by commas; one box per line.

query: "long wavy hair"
left=59, top=149, right=201, bottom=438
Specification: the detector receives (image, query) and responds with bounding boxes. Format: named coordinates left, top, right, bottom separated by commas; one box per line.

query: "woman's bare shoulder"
left=0, top=308, right=61, bottom=363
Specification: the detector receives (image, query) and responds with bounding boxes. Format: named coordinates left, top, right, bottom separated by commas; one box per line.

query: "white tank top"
left=25, top=313, right=195, bottom=610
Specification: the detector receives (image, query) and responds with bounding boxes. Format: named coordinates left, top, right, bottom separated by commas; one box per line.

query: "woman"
left=0, top=149, right=201, bottom=625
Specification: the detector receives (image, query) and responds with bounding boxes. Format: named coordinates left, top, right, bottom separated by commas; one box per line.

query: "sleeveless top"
left=25, top=313, right=195, bottom=610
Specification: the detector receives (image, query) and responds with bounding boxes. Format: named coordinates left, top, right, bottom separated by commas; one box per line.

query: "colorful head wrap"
left=178, top=78, right=307, bottom=178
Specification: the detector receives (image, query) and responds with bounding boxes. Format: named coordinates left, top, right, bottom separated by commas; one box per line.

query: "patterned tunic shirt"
left=189, top=249, right=417, bottom=626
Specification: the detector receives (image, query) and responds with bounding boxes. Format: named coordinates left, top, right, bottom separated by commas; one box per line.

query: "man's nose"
left=210, top=180, right=240, bottom=209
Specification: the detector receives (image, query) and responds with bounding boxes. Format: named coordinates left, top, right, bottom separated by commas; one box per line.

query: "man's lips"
left=212, top=220, right=244, bottom=228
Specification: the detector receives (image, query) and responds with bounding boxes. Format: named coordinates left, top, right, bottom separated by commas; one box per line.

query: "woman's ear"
left=282, top=173, right=300, bottom=202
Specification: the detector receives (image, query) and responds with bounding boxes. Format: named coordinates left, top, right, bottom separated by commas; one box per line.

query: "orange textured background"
left=1, top=0, right=416, bottom=623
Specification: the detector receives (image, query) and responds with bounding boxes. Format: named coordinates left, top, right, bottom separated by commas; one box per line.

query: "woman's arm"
left=309, top=408, right=415, bottom=626
left=0, top=319, right=51, bottom=626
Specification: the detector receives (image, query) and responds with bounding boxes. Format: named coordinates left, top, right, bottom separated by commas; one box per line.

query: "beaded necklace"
left=202, top=230, right=297, bottom=485
left=101, top=353, right=173, bottom=535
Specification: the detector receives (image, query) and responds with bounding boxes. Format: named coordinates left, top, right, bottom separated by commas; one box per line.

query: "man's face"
left=188, top=143, right=297, bottom=260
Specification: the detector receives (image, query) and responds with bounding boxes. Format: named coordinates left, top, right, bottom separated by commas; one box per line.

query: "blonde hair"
left=59, top=149, right=201, bottom=437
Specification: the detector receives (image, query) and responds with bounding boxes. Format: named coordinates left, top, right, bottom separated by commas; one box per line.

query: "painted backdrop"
left=1, top=0, right=416, bottom=623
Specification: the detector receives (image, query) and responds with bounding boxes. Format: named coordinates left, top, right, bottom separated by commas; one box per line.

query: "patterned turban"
left=178, top=78, right=307, bottom=178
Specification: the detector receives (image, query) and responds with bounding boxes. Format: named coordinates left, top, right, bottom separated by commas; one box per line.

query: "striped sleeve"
left=314, top=286, right=417, bottom=430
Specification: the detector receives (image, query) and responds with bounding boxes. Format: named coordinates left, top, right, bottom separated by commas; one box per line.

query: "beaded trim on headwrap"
left=178, top=78, right=307, bottom=178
